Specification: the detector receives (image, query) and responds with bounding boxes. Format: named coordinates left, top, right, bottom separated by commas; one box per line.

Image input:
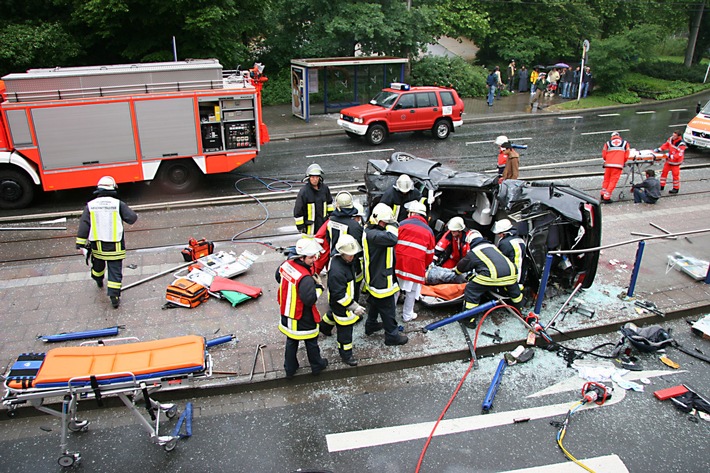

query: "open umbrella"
left=552, top=62, right=570, bottom=69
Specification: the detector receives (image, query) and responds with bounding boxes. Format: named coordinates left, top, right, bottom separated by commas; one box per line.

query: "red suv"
left=337, top=83, right=465, bottom=145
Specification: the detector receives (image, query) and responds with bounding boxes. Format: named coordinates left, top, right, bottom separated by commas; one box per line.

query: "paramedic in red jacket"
left=600, top=131, right=630, bottom=203
left=655, top=130, right=687, bottom=194
left=434, top=217, right=472, bottom=268
left=395, top=201, right=435, bottom=322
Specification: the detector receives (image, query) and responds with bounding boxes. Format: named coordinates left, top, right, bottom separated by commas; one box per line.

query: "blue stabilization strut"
left=424, top=300, right=499, bottom=331
left=206, top=334, right=237, bottom=348
left=482, top=358, right=508, bottom=413
left=37, top=326, right=121, bottom=343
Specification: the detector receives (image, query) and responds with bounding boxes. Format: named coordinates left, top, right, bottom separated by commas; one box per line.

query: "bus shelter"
left=290, top=56, right=408, bottom=122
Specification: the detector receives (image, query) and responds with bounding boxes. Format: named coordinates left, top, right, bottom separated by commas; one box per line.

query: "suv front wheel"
left=433, top=119, right=452, bottom=140
left=366, top=124, right=388, bottom=145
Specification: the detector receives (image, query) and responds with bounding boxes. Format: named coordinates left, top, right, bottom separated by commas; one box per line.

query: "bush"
left=260, top=68, right=292, bottom=106
left=624, top=73, right=699, bottom=100
left=410, top=56, right=488, bottom=98
left=634, top=60, right=708, bottom=83
left=605, top=91, right=641, bottom=104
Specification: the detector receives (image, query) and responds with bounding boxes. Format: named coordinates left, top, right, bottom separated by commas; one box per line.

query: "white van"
left=683, top=99, right=710, bottom=149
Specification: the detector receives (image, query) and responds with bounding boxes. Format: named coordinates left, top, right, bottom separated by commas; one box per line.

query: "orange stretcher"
left=2, top=335, right=212, bottom=468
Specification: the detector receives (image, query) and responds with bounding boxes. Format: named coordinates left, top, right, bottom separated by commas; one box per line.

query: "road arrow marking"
left=527, top=369, right=683, bottom=398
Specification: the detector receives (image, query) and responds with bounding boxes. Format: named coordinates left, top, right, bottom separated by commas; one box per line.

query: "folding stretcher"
left=2, top=335, right=212, bottom=467
left=617, top=149, right=664, bottom=201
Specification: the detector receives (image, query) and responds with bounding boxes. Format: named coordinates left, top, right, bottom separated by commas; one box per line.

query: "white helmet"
left=447, top=216, right=465, bottom=232
left=295, top=237, right=323, bottom=257
left=335, top=191, right=354, bottom=210
left=394, top=174, right=414, bottom=193
left=407, top=200, right=427, bottom=216
left=465, top=230, right=483, bottom=245
left=353, top=201, right=366, bottom=218
left=97, top=176, right=117, bottom=191
left=495, top=135, right=509, bottom=146
left=371, top=202, right=395, bottom=224
left=306, top=163, right=323, bottom=177
left=335, top=234, right=361, bottom=256
left=492, top=219, right=513, bottom=234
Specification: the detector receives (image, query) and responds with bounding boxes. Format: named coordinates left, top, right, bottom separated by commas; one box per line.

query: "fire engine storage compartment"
left=1, top=60, right=260, bottom=189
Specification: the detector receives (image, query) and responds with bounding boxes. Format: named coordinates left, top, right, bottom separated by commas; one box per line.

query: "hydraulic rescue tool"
left=481, top=358, right=508, bottom=413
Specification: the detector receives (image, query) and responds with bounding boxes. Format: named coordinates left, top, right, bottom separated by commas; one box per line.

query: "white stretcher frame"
left=2, top=345, right=212, bottom=468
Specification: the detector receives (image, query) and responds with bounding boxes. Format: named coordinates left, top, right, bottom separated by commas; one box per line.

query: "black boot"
left=110, top=296, right=120, bottom=309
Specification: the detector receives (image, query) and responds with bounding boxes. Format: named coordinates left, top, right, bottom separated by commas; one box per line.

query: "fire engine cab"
left=0, top=59, right=269, bottom=209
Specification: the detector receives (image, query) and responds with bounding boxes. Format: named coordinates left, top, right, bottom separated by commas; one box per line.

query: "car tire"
left=366, top=124, right=387, bottom=146
left=433, top=120, right=452, bottom=140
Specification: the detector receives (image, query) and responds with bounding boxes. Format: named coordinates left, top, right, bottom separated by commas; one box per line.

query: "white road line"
left=580, top=129, right=630, bottom=136
left=668, top=109, right=687, bottom=112
left=325, top=391, right=625, bottom=453
left=466, top=137, right=533, bottom=145
left=498, top=454, right=629, bottom=473
left=305, top=148, right=394, bottom=158
left=635, top=111, right=656, bottom=114
left=669, top=123, right=688, bottom=128
left=597, top=113, right=620, bottom=117
left=557, top=116, right=583, bottom=120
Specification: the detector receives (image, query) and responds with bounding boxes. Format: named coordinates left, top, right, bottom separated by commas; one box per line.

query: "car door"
left=414, top=91, right=440, bottom=129
left=388, top=92, right=417, bottom=132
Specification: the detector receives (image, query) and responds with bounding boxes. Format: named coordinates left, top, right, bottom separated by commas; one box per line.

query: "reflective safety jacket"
left=277, top=259, right=321, bottom=340
left=294, top=182, right=334, bottom=235
left=455, top=237, right=517, bottom=286
left=313, top=207, right=363, bottom=274
left=395, top=215, right=435, bottom=284
left=75, top=194, right=138, bottom=261
left=659, top=135, right=687, bottom=166
left=602, top=137, right=630, bottom=169
left=379, top=186, right=423, bottom=223
left=363, top=223, right=399, bottom=298
left=327, top=255, right=359, bottom=325
left=435, top=229, right=473, bottom=269
left=497, top=230, right=526, bottom=282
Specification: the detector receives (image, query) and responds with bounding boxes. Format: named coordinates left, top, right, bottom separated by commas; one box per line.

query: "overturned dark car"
left=362, top=153, right=602, bottom=296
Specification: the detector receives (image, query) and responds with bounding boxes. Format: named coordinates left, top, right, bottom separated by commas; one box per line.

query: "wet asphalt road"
left=6, top=94, right=710, bottom=218
left=1, top=318, right=708, bottom=472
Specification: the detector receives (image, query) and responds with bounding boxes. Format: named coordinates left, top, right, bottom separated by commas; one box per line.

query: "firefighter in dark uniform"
left=322, top=234, right=366, bottom=366
left=75, top=176, right=138, bottom=309
left=455, top=230, right=523, bottom=328
left=294, top=163, right=334, bottom=235
left=313, top=191, right=364, bottom=275
left=492, top=219, right=527, bottom=284
left=363, top=203, right=409, bottom=346
left=379, top=174, right=423, bottom=223
left=276, top=237, right=329, bottom=379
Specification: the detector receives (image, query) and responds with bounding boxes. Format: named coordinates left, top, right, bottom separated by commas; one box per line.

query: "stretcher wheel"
left=166, top=405, right=178, bottom=419
left=68, top=420, right=89, bottom=432
left=58, top=453, right=80, bottom=467
left=164, top=437, right=178, bottom=452
left=618, top=191, right=625, bottom=200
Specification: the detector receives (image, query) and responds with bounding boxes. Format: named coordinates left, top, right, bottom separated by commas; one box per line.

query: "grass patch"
left=547, top=96, right=620, bottom=111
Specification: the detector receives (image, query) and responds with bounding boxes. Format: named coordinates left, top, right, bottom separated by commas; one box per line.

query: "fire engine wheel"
left=433, top=120, right=452, bottom=140
left=157, top=160, right=202, bottom=194
left=366, top=124, right=387, bottom=146
left=0, top=169, right=35, bottom=210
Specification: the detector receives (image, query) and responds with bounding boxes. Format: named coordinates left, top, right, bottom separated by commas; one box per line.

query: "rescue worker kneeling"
left=321, top=234, right=366, bottom=366
left=276, top=237, right=329, bottom=379
left=455, top=230, right=523, bottom=328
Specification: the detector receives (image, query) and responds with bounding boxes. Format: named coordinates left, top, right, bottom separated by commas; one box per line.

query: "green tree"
left=0, top=23, right=81, bottom=75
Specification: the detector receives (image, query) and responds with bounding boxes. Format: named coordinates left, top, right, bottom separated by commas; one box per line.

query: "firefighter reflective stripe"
left=278, top=318, right=319, bottom=340
left=91, top=267, right=105, bottom=278
left=107, top=280, right=122, bottom=290
left=391, top=204, right=401, bottom=221
left=339, top=342, right=353, bottom=351
left=336, top=279, right=355, bottom=307
left=469, top=243, right=517, bottom=286
left=294, top=216, right=305, bottom=226
left=362, top=234, right=399, bottom=299
left=76, top=237, right=88, bottom=246
left=396, top=239, right=434, bottom=254
left=464, top=301, right=479, bottom=309
left=395, top=269, right=426, bottom=284
left=87, top=197, right=123, bottom=242
left=327, top=203, right=335, bottom=213
left=92, top=241, right=126, bottom=260
left=278, top=260, right=309, bottom=320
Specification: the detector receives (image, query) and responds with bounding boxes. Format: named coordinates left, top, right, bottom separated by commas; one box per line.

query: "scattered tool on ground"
left=634, top=299, right=664, bottom=317
left=481, top=330, right=502, bottom=344
left=249, top=344, right=267, bottom=381
left=37, top=326, right=124, bottom=343
left=481, top=357, right=508, bottom=414
left=458, top=322, right=478, bottom=369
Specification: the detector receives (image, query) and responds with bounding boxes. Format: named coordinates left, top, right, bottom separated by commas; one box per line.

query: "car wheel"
left=366, top=124, right=387, bottom=146
left=157, top=159, right=202, bottom=194
left=0, top=169, right=35, bottom=210
left=345, top=131, right=359, bottom=139
left=433, top=120, right=451, bottom=140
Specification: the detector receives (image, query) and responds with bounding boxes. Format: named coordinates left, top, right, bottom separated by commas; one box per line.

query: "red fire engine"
left=0, top=59, right=269, bottom=209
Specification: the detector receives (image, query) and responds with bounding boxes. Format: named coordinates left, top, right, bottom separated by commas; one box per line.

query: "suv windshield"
left=370, top=91, right=399, bottom=108
left=701, top=100, right=710, bottom=114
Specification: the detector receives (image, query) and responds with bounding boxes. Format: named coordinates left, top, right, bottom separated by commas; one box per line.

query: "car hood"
left=340, top=104, right=389, bottom=118
left=498, top=180, right=597, bottom=223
